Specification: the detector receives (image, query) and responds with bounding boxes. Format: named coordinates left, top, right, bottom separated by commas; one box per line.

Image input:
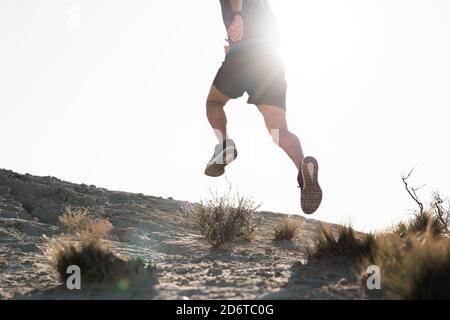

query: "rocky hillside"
left=0, top=169, right=363, bottom=300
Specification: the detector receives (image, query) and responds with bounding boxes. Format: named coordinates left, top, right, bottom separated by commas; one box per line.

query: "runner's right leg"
left=204, top=86, right=238, bottom=177
left=206, top=85, right=230, bottom=143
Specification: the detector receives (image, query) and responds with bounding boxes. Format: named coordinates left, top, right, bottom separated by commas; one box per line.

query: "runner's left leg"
left=258, top=104, right=322, bottom=214
left=258, top=105, right=304, bottom=171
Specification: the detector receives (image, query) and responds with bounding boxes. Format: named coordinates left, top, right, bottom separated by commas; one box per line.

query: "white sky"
left=1, top=0, right=449, bottom=232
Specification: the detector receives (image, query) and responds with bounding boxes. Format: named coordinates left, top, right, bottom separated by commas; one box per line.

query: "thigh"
left=247, top=54, right=287, bottom=109
left=212, top=53, right=247, bottom=100
left=206, top=85, right=231, bottom=107
left=258, top=104, right=288, bottom=131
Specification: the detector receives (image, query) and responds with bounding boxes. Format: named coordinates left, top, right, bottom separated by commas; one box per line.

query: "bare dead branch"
left=431, top=191, right=449, bottom=232
left=413, top=184, right=426, bottom=192
left=401, top=169, right=424, bottom=215
left=404, top=168, right=414, bottom=180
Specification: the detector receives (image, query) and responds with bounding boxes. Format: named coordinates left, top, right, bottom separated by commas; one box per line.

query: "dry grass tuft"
left=45, top=207, right=153, bottom=284
left=45, top=238, right=146, bottom=283
left=59, top=207, right=88, bottom=234
left=307, top=225, right=377, bottom=263
left=304, top=171, right=450, bottom=299
left=393, top=210, right=447, bottom=238
left=274, top=216, right=302, bottom=241
left=368, top=232, right=450, bottom=299
left=59, top=207, right=112, bottom=246
left=183, top=192, right=261, bottom=248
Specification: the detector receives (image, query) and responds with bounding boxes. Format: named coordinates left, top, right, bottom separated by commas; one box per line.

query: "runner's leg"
left=258, top=105, right=304, bottom=171
left=206, top=85, right=230, bottom=143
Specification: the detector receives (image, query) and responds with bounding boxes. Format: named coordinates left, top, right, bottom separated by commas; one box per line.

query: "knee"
left=263, top=115, right=288, bottom=135
left=268, top=127, right=292, bottom=146
left=266, top=124, right=288, bottom=138
left=206, top=99, right=226, bottom=111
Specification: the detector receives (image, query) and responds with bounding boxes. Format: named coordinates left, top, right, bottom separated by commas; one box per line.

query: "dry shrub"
left=372, top=172, right=450, bottom=298
left=274, top=216, right=302, bottom=241
left=45, top=238, right=147, bottom=283
left=45, top=207, right=153, bottom=284
left=369, top=232, right=450, bottom=299
left=394, top=210, right=446, bottom=238
left=59, top=207, right=112, bottom=246
left=304, top=171, right=450, bottom=299
left=307, top=225, right=377, bottom=263
left=183, top=193, right=260, bottom=248
left=78, top=218, right=112, bottom=245
left=400, top=170, right=449, bottom=237
left=59, top=207, right=88, bottom=234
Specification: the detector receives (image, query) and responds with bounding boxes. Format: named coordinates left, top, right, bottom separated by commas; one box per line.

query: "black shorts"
left=212, top=50, right=287, bottom=109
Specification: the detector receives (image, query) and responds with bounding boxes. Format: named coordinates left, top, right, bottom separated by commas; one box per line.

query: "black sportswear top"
left=219, top=0, right=281, bottom=52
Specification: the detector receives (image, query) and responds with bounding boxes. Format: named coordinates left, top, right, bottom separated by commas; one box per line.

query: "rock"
left=0, top=186, right=10, bottom=196
left=207, top=268, right=223, bottom=276
left=22, top=197, right=64, bottom=224
left=147, top=232, right=168, bottom=242
left=0, top=218, right=58, bottom=237
left=113, top=227, right=158, bottom=247
left=0, top=212, right=20, bottom=219
left=0, top=228, right=13, bottom=240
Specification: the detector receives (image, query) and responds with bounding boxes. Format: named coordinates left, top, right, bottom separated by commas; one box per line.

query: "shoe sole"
left=204, top=147, right=237, bottom=177
left=300, top=156, right=323, bottom=215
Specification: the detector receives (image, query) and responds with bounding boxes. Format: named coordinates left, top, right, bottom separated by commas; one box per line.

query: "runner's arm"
left=229, top=0, right=242, bottom=12
left=227, top=0, right=244, bottom=42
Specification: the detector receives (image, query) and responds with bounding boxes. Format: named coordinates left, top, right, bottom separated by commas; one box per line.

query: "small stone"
left=0, top=186, right=10, bottom=196
left=208, top=268, right=223, bottom=276
left=337, top=278, right=350, bottom=286
left=327, top=272, right=339, bottom=278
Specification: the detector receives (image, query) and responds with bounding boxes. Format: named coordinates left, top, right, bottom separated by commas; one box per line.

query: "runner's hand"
left=227, top=15, right=244, bottom=43
left=224, top=45, right=230, bottom=54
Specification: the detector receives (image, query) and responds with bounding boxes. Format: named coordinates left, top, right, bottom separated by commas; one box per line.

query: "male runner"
left=204, top=0, right=322, bottom=214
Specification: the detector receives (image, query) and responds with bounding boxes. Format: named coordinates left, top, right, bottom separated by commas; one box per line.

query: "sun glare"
left=270, top=2, right=301, bottom=68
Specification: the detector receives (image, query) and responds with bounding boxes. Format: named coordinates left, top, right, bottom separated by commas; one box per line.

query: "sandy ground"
left=0, top=169, right=366, bottom=300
